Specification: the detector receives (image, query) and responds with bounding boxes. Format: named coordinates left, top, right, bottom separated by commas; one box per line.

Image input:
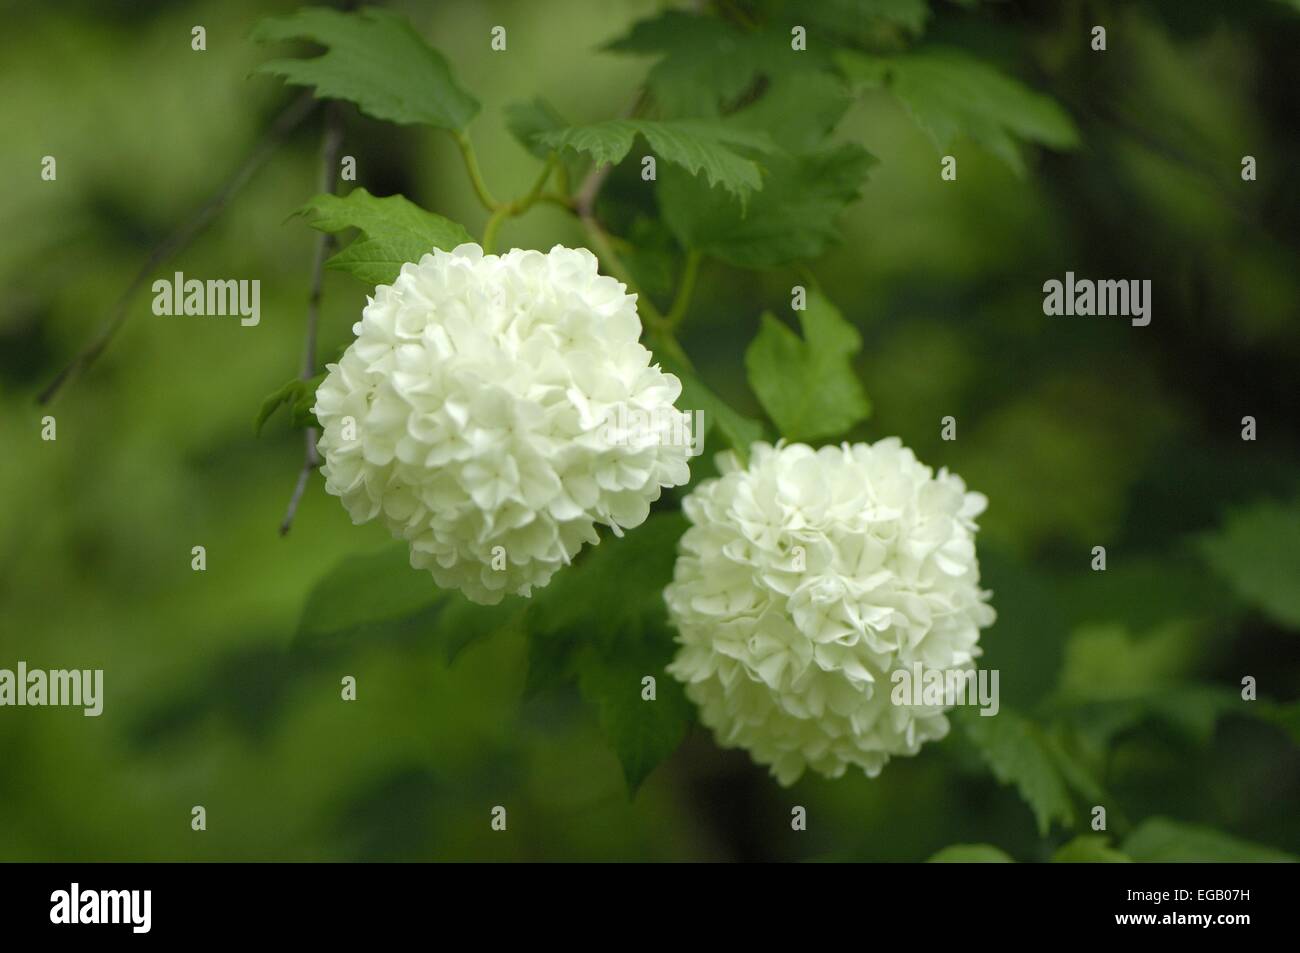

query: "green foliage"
left=839, top=47, right=1079, bottom=174
left=604, top=11, right=803, bottom=117
left=256, top=373, right=324, bottom=433
left=297, top=188, right=473, bottom=286
left=254, top=6, right=479, bottom=130
left=658, top=353, right=765, bottom=460
left=661, top=144, right=873, bottom=268
left=526, top=513, right=692, bottom=793
left=538, top=119, right=775, bottom=202
left=296, top=545, right=442, bottom=644
left=1052, top=835, right=1131, bottom=863
left=744, top=291, right=871, bottom=442
left=295, top=544, right=522, bottom=661
left=13, top=0, right=1300, bottom=866
left=928, top=844, right=1014, bottom=862
left=1199, top=498, right=1300, bottom=629
left=956, top=707, right=1075, bottom=836
left=659, top=72, right=874, bottom=267
left=1124, top=818, right=1298, bottom=863
left=503, top=97, right=588, bottom=185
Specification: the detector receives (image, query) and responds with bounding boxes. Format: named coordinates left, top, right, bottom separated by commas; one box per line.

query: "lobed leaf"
left=254, top=6, right=479, bottom=130
left=744, top=291, right=871, bottom=442
left=297, top=188, right=473, bottom=286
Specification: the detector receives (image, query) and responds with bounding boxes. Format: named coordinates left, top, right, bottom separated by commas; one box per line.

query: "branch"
left=37, top=91, right=317, bottom=405
left=281, top=104, right=345, bottom=537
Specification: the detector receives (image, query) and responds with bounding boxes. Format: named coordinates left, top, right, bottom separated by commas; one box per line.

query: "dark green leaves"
left=297, top=545, right=443, bottom=645
left=605, top=11, right=798, bottom=117
left=744, top=292, right=871, bottom=442
left=526, top=513, right=692, bottom=793
left=1124, top=818, right=1297, bottom=863
left=956, top=707, right=1075, bottom=836
left=297, top=188, right=473, bottom=286
left=839, top=47, right=1079, bottom=175
left=1199, top=498, right=1300, bottom=629
left=662, top=145, right=873, bottom=268
left=295, top=544, right=522, bottom=662
left=658, top=71, right=873, bottom=267
left=256, top=373, right=324, bottom=433
left=538, top=119, right=774, bottom=202
left=576, top=640, right=693, bottom=795
left=254, top=7, right=479, bottom=130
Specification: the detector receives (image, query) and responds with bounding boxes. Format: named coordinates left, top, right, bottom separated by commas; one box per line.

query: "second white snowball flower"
left=666, top=439, right=995, bottom=786
left=313, top=243, right=692, bottom=605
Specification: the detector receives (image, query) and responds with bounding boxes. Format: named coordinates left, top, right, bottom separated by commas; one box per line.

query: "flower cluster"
left=313, top=243, right=692, bottom=604
left=666, top=439, right=995, bottom=785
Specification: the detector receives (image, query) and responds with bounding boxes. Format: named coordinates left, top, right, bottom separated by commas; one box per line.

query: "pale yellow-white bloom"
left=314, top=243, right=692, bottom=604
left=666, top=439, right=995, bottom=785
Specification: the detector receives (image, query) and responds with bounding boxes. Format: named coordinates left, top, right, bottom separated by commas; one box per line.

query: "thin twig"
left=37, top=91, right=318, bottom=405
left=281, top=104, right=345, bottom=537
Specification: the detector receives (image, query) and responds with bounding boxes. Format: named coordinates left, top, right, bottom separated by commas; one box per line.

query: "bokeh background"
left=2, top=0, right=1297, bottom=861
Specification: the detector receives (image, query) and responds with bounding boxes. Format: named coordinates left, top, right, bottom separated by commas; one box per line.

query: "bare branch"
left=38, top=91, right=318, bottom=405
left=281, top=104, right=345, bottom=536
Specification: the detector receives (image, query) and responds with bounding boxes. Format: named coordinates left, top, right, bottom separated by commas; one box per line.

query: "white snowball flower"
left=666, top=439, right=995, bottom=785
left=313, top=243, right=692, bottom=605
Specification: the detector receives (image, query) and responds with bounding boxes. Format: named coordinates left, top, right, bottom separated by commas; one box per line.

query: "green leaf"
left=744, top=292, right=871, bottom=442
left=956, top=707, right=1075, bottom=836
left=256, top=373, right=324, bottom=434
left=657, top=71, right=872, bottom=268
left=297, top=188, right=473, bottom=286
left=504, top=97, right=587, bottom=184
left=657, top=353, right=765, bottom=459
left=538, top=119, right=774, bottom=202
left=1199, top=498, right=1300, bottom=629
left=927, top=844, right=1014, bottom=863
left=1124, top=818, right=1297, bottom=863
left=504, top=97, right=568, bottom=158
left=839, top=47, right=1079, bottom=175
left=806, top=0, right=934, bottom=37
left=530, top=513, right=686, bottom=652
left=297, top=545, right=443, bottom=646
left=527, top=512, right=691, bottom=792
left=728, top=70, right=855, bottom=153
left=254, top=7, right=479, bottom=130
left=1052, top=835, right=1131, bottom=863
left=295, top=544, right=521, bottom=661
left=661, top=143, right=873, bottom=268
left=575, top=641, right=693, bottom=795
left=605, top=11, right=801, bottom=117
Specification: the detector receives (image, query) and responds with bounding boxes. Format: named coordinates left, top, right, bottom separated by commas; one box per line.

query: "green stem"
left=515, top=155, right=557, bottom=214
left=454, top=130, right=501, bottom=211
left=666, top=250, right=702, bottom=328
left=482, top=205, right=510, bottom=254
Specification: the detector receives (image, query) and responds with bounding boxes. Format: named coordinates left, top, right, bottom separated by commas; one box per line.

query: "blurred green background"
left=2, top=0, right=1297, bottom=861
